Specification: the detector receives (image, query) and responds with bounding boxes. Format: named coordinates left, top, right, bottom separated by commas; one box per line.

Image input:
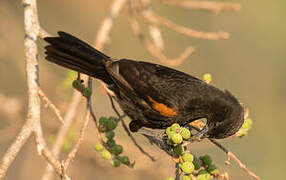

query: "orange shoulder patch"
left=148, top=96, right=178, bottom=117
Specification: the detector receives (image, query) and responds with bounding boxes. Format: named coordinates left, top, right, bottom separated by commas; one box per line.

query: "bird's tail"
left=44, top=31, right=113, bottom=84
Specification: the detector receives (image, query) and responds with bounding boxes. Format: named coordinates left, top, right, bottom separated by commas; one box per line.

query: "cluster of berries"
left=94, top=116, right=132, bottom=168
left=166, top=123, right=218, bottom=180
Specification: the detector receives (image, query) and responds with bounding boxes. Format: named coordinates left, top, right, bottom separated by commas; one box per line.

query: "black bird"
left=44, top=31, right=244, bottom=139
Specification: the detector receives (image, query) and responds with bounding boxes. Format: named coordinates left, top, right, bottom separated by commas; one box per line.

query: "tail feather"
left=44, top=31, right=113, bottom=84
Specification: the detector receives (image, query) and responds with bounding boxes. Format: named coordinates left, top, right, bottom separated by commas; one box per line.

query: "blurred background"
left=0, top=0, right=285, bottom=179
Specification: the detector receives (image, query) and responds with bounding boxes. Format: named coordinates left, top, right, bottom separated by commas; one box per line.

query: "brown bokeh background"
left=0, top=0, right=285, bottom=180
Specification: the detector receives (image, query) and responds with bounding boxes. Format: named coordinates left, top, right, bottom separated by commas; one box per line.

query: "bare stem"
left=163, top=0, right=241, bottom=13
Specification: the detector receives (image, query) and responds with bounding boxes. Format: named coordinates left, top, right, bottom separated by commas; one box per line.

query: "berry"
left=241, top=118, right=253, bottom=129
left=182, top=175, right=191, bottom=180
left=200, top=155, right=212, bottom=166
left=105, top=131, right=115, bottom=139
left=198, top=170, right=209, bottom=175
left=193, top=159, right=203, bottom=170
left=111, top=158, right=121, bottom=167
left=182, top=153, right=194, bottom=162
left=98, top=124, right=107, bottom=133
left=171, top=123, right=180, bottom=132
left=173, top=145, right=183, bottom=156
left=82, top=87, right=92, bottom=98
left=197, top=173, right=211, bottom=180
left=167, top=138, right=174, bottom=146
left=111, top=144, right=123, bottom=155
left=171, top=133, right=183, bottom=144
left=106, top=118, right=117, bottom=130
left=180, top=127, right=191, bottom=140
left=94, top=144, right=104, bottom=152
left=106, top=139, right=116, bottom=147
left=180, top=161, right=195, bottom=174
left=166, top=127, right=172, bottom=135
left=99, top=117, right=108, bottom=125
left=203, top=73, right=212, bottom=84
left=120, top=156, right=130, bottom=165
left=72, top=80, right=80, bottom=89
left=207, top=164, right=218, bottom=175
left=166, top=177, right=175, bottom=180
left=62, top=141, right=71, bottom=152
left=102, top=150, right=111, bottom=160
left=167, top=131, right=176, bottom=139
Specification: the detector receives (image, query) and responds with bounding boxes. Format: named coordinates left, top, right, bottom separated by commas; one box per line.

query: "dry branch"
left=38, top=88, right=64, bottom=124
left=163, top=0, right=241, bottom=13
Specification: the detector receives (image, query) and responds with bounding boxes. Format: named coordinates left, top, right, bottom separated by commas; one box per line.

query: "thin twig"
left=38, top=88, right=64, bottom=124
left=128, top=13, right=194, bottom=66
left=107, top=94, right=156, bottom=161
left=63, top=78, right=92, bottom=168
left=93, top=0, right=127, bottom=50
left=163, top=0, right=241, bottom=13
left=208, top=139, right=260, bottom=180
left=41, top=91, right=82, bottom=180
left=175, top=162, right=180, bottom=180
left=142, top=10, right=230, bottom=40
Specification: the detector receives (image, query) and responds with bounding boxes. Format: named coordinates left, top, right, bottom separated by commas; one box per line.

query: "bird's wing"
left=106, top=59, right=204, bottom=119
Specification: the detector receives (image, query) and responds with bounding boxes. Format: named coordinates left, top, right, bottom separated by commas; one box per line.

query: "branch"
left=41, top=90, right=82, bottom=180
left=107, top=95, right=156, bottom=161
left=93, top=0, right=127, bottom=50
left=163, top=0, right=241, bottom=13
left=0, top=0, right=41, bottom=177
left=129, top=14, right=194, bottom=66
left=38, top=88, right=64, bottom=124
left=62, top=78, right=92, bottom=169
left=208, top=139, right=260, bottom=180
left=42, top=0, right=126, bottom=179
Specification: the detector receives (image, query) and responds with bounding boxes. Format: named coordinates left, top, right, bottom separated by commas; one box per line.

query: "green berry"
left=182, top=153, right=194, bottom=162
left=171, top=123, right=180, bottom=132
left=166, top=177, right=175, bottom=180
left=111, top=144, right=123, bottom=155
left=82, top=87, right=92, bottom=98
left=72, top=80, right=80, bottom=89
left=98, top=124, right=107, bottom=132
left=106, top=118, right=117, bottom=130
left=120, top=156, right=130, bottom=165
left=182, top=175, right=191, bottom=180
left=94, top=144, right=104, bottom=152
left=207, top=164, right=218, bottom=175
left=99, top=117, right=108, bottom=125
left=167, top=138, right=174, bottom=146
left=198, top=170, right=209, bottom=175
left=62, top=141, right=71, bottom=152
left=241, top=118, right=253, bottom=129
left=193, top=159, right=203, bottom=170
left=171, top=133, right=183, bottom=144
left=200, top=155, right=212, bottom=166
left=180, top=127, right=191, bottom=140
left=173, top=145, right=183, bottom=156
left=106, top=139, right=116, bottom=147
left=105, top=131, right=115, bottom=139
left=203, top=73, right=212, bottom=84
left=111, top=158, right=121, bottom=167
left=167, top=131, right=176, bottom=139
left=197, top=173, right=211, bottom=180
left=166, top=127, right=172, bottom=135
left=180, top=161, right=195, bottom=174
left=102, top=150, right=111, bottom=160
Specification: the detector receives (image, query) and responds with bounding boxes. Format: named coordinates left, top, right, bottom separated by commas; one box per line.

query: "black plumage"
left=44, top=31, right=244, bottom=139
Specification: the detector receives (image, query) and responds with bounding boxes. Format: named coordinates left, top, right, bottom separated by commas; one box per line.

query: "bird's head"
left=205, top=90, right=245, bottom=139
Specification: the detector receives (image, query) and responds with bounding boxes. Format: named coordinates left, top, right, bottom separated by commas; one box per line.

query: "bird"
left=44, top=31, right=244, bottom=139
